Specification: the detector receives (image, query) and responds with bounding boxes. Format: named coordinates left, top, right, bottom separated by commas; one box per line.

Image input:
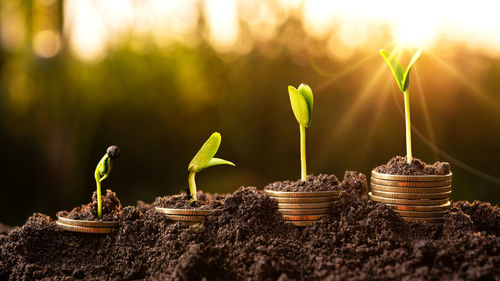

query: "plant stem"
left=96, top=180, right=102, bottom=218
left=188, top=171, right=197, bottom=203
left=300, top=124, right=307, bottom=181
left=403, top=89, right=413, bottom=163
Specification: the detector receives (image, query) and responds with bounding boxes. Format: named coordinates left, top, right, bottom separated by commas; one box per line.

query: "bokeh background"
left=1, top=0, right=499, bottom=226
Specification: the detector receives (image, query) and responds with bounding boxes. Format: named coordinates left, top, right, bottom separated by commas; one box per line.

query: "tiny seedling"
left=379, top=49, right=422, bottom=163
left=288, top=83, right=313, bottom=181
left=187, top=132, right=235, bottom=203
left=94, top=146, right=120, bottom=218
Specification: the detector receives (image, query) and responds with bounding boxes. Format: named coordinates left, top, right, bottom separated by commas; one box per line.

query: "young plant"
left=187, top=132, right=235, bottom=204
left=379, top=49, right=422, bottom=163
left=288, top=83, right=313, bottom=181
left=94, top=146, right=120, bottom=218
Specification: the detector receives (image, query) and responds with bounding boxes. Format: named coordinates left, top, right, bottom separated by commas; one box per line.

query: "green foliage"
left=94, top=154, right=112, bottom=184
left=379, top=49, right=422, bottom=92
left=288, top=83, right=314, bottom=181
left=187, top=132, right=234, bottom=203
left=94, top=146, right=120, bottom=218
left=288, top=84, right=313, bottom=127
left=380, top=49, right=421, bottom=163
left=205, top=157, right=235, bottom=169
left=188, top=132, right=234, bottom=173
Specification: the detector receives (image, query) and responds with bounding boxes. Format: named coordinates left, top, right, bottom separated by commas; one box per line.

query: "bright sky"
left=58, top=0, right=500, bottom=60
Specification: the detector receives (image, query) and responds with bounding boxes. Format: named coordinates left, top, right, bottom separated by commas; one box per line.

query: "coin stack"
left=56, top=216, right=119, bottom=234
left=264, top=190, right=340, bottom=226
left=369, top=170, right=452, bottom=223
left=155, top=207, right=220, bottom=225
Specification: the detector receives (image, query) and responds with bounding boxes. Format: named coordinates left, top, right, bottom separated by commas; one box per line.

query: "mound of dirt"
left=154, top=191, right=226, bottom=209
left=0, top=171, right=498, bottom=280
left=264, top=174, right=341, bottom=192
left=375, top=156, right=451, bottom=175
left=56, top=189, right=122, bottom=221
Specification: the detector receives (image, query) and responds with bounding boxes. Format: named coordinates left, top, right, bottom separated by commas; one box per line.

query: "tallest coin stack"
left=368, top=171, right=452, bottom=223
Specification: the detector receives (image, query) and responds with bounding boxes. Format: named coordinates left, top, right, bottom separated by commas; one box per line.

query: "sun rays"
left=426, top=52, right=500, bottom=112
left=310, top=44, right=500, bottom=186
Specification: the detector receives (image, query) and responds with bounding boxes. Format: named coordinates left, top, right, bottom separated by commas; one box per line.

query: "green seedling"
left=379, top=49, right=422, bottom=163
left=187, top=132, right=235, bottom=203
left=94, top=146, right=120, bottom=218
left=288, top=83, right=313, bottom=181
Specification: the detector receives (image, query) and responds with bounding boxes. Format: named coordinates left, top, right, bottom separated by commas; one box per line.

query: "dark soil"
left=1, top=171, right=499, bottom=280
left=264, top=174, right=341, bottom=192
left=375, top=156, right=451, bottom=175
left=56, top=189, right=122, bottom=221
left=154, top=191, right=226, bottom=209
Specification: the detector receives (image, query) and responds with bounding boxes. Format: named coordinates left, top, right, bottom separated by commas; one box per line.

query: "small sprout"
left=379, top=49, right=422, bottom=163
left=187, top=132, right=235, bottom=204
left=288, top=83, right=313, bottom=181
left=94, top=145, right=120, bottom=218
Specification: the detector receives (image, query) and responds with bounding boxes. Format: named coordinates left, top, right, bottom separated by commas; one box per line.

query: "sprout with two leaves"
left=379, top=49, right=422, bottom=163
left=187, top=132, right=235, bottom=204
left=288, top=84, right=313, bottom=181
left=94, top=146, right=120, bottom=218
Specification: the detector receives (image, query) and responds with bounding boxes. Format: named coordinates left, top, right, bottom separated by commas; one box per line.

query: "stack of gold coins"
left=264, top=190, right=340, bottom=226
left=56, top=216, right=119, bottom=234
left=155, top=208, right=220, bottom=225
left=369, top=170, right=452, bottom=223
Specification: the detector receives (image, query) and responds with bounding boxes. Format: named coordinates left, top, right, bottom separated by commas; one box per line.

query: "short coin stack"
left=155, top=208, right=220, bottom=225
left=369, top=170, right=452, bottom=223
left=264, top=190, right=340, bottom=226
left=56, top=216, right=119, bottom=234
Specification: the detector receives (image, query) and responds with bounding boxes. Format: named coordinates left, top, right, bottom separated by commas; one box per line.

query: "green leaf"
left=288, top=84, right=313, bottom=127
left=379, top=49, right=405, bottom=92
left=298, top=83, right=313, bottom=126
left=204, top=157, right=235, bottom=169
left=188, top=132, right=221, bottom=173
left=402, top=49, right=422, bottom=91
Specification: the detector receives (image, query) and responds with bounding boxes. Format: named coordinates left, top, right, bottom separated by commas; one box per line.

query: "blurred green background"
left=1, top=0, right=499, bottom=225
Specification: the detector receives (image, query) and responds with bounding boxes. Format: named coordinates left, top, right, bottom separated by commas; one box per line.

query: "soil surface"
left=264, top=174, right=341, bottom=192
left=154, top=191, right=226, bottom=209
left=56, top=189, right=122, bottom=221
left=1, top=171, right=499, bottom=280
left=375, top=156, right=451, bottom=175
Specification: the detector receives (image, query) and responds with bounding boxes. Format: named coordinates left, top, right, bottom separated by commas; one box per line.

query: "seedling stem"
left=403, top=89, right=412, bottom=162
left=300, top=124, right=307, bottom=181
left=188, top=171, right=197, bottom=202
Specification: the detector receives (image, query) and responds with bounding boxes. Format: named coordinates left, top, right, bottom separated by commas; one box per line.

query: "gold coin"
left=371, top=190, right=451, bottom=199
left=278, top=202, right=334, bottom=209
left=56, top=221, right=114, bottom=234
left=164, top=214, right=204, bottom=222
left=401, top=217, right=445, bottom=223
left=179, top=221, right=199, bottom=225
left=371, top=170, right=452, bottom=182
left=393, top=210, right=448, bottom=218
left=287, top=220, right=316, bottom=226
left=384, top=201, right=451, bottom=212
left=370, top=184, right=451, bottom=194
left=369, top=192, right=449, bottom=206
left=281, top=214, right=325, bottom=221
left=154, top=207, right=221, bottom=216
left=270, top=196, right=336, bottom=203
left=278, top=208, right=330, bottom=215
left=371, top=178, right=452, bottom=187
left=56, top=216, right=119, bottom=228
left=264, top=190, right=340, bottom=198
